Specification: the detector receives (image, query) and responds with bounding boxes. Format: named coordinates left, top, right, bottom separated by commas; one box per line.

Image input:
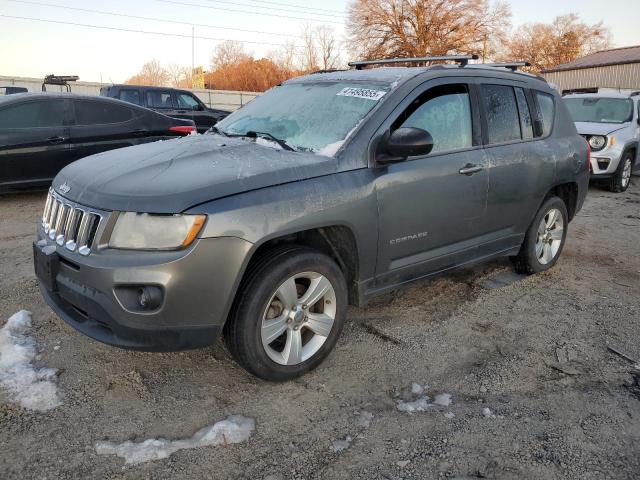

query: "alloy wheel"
left=622, top=158, right=632, bottom=189
left=535, top=208, right=564, bottom=265
left=261, top=271, right=337, bottom=366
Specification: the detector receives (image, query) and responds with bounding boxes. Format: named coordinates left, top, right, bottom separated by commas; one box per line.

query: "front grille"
left=42, top=189, right=102, bottom=256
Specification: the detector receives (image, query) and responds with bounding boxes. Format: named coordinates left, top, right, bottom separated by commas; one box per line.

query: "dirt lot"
left=1, top=181, right=639, bottom=480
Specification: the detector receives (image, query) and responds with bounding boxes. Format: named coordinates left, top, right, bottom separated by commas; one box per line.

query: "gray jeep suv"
left=34, top=57, right=589, bottom=381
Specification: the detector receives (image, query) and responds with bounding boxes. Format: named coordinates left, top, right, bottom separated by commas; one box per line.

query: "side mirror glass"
left=381, top=127, right=434, bottom=162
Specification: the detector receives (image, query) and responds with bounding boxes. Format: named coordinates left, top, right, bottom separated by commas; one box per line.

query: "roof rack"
left=42, top=74, right=79, bottom=92
left=348, top=55, right=479, bottom=70
left=479, top=62, right=531, bottom=71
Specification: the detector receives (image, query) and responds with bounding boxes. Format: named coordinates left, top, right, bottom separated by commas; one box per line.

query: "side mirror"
left=381, top=127, right=434, bottom=162
left=193, top=104, right=203, bottom=111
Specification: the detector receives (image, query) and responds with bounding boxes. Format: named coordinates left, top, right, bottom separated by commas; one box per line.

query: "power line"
left=6, top=0, right=306, bottom=39
left=154, top=0, right=345, bottom=25
left=197, top=0, right=348, bottom=18
left=0, top=14, right=308, bottom=48
left=242, top=0, right=347, bottom=15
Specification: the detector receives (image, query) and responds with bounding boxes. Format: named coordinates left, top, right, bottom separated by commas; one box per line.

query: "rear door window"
left=481, top=85, right=521, bottom=144
left=74, top=100, right=134, bottom=125
left=0, top=100, right=66, bottom=128
left=146, top=90, right=174, bottom=109
left=395, top=84, right=473, bottom=155
left=515, top=88, right=533, bottom=140
left=534, top=91, right=555, bottom=137
left=118, top=89, right=142, bottom=106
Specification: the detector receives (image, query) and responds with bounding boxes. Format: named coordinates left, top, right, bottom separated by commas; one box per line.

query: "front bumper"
left=589, top=145, right=624, bottom=176
left=35, top=230, right=253, bottom=351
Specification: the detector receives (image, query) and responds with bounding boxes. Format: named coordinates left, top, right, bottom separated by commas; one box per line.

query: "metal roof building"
left=542, top=45, right=640, bottom=94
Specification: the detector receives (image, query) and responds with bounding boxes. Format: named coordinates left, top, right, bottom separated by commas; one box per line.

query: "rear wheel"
left=609, top=152, right=633, bottom=193
left=224, top=246, right=347, bottom=381
left=512, top=196, right=568, bottom=274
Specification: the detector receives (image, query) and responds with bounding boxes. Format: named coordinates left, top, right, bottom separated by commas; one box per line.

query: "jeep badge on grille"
left=58, top=182, right=71, bottom=194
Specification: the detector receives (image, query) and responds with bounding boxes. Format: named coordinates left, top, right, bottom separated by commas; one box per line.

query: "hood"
left=54, top=134, right=337, bottom=213
left=574, top=122, right=628, bottom=136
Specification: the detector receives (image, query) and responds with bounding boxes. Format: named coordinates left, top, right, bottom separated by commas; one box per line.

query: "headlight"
left=109, top=213, right=206, bottom=250
left=588, top=135, right=607, bottom=151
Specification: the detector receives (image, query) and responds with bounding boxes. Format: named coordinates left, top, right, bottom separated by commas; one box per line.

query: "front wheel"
left=512, top=196, right=568, bottom=274
left=609, top=152, right=633, bottom=193
left=224, top=246, right=347, bottom=381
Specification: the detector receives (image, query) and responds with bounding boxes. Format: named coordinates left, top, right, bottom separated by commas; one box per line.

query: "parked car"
left=0, top=93, right=196, bottom=192
left=100, top=85, right=230, bottom=133
left=35, top=58, right=589, bottom=381
left=0, top=86, right=28, bottom=95
left=564, top=91, right=640, bottom=192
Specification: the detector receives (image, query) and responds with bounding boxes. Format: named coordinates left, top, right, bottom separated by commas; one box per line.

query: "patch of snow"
left=330, top=435, right=352, bottom=453
left=397, top=396, right=433, bottom=412
left=433, top=393, right=452, bottom=406
left=42, top=245, right=56, bottom=255
left=396, top=382, right=453, bottom=413
left=316, top=122, right=362, bottom=157
left=444, top=412, right=455, bottom=419
left=95, top=415, right=255, bottom=465
left=0, top=310, right=62, bottom=411
left=410, top=382, right=425, bottom=394
left=482, top=407, right=496, bottom=418
left=255, top=137, right=283, bottom=150
left=356, top=410, right=374, bottom=428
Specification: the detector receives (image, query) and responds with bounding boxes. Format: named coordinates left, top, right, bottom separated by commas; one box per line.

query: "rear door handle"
left=133, top=129, right=148, bottom=136
left=459, top=164, right=484, bottom=175
left=47, top=136, right=66, bottom=145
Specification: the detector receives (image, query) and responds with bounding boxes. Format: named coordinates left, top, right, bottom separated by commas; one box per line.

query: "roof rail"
left=42, top=74, right=79, bottom=92
left=348, top=55, right=479, bottom=70
left=479, top=62, right=531, bottom=71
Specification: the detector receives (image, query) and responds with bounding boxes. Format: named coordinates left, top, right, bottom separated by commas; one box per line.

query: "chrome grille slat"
left=40, top=191, right=103, bottom=255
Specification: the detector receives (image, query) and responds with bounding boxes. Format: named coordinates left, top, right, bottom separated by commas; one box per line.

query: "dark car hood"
left=54, top=134, right=337, bottom=213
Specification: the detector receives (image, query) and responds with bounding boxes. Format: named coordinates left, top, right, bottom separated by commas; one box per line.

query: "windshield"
left=564, top=97, right=633, bottom=124
left=215, top=82, right=390, bottom=155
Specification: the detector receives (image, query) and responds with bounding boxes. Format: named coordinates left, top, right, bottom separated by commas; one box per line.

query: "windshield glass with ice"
left=215, top=82, right=390, bottom=155
left=564, top=97, right=633, bottom=124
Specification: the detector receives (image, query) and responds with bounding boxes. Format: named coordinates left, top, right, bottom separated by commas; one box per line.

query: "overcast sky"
left=0, top=0, right=637, bottom=83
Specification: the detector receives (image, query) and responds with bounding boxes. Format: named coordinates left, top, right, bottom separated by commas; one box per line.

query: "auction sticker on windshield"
left=337, top=87, right=387, bottom=101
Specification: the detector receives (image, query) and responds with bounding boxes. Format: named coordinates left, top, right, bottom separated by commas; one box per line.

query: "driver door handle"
left=47, top=136, right=66, bottom=145
left=459, top=164, right=484, bottom=175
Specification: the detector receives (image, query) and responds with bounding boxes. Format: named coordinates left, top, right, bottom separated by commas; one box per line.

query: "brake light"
left=169, top=126, right=196, bottom=135
left=586, top=140, right=592, bottom=172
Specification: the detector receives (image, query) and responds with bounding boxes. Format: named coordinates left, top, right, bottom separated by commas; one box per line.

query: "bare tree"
left=125, top=59, right=169, bottom=86
left=166, top=64, right=191, bottom=88
left=501, top=14, right=611, bottom=72
left=347, top=0, right=511, bottom=61
left=267, top=40, right=299, bottom=72
left=210, top=40, right=250, bottom=69
left=315, top=26, right=340, bottom=70
left=301, top=24, right=319, bottom=71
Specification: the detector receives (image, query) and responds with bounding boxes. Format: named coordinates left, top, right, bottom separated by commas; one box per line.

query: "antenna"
left=348, top=55, right=479, bottom=70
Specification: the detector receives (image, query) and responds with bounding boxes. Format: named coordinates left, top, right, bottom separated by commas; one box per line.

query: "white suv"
left=564, top=92, right=640, bottom=192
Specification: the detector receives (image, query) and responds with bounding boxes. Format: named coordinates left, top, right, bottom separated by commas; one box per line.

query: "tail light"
left=586, top=140, right=592, bottom=172
left=169, top=126, right=196, bottom=135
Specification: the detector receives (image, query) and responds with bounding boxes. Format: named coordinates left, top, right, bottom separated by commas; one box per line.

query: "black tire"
left=224, top=245, right=347, bottom=381
left=609, top=151, right=634, bottom=193
left=512, top=196, right=568, bottom=275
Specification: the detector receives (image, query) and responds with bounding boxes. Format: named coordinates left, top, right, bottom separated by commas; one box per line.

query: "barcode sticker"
left=337, top=87, right=386, bottom=101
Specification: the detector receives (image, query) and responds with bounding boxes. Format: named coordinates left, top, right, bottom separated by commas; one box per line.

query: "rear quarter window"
left=534, top=91, right=555, bottom=137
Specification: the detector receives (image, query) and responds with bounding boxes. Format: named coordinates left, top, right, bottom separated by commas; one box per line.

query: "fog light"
left=137, top=286, right=163, bottom=310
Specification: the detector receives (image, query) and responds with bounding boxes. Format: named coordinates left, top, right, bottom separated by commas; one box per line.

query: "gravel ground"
left=1, top=181, right=639, bottom=479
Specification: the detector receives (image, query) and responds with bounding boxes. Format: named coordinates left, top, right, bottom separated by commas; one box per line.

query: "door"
left=68, top=99, right=143, bottom=162
left=0, top=98, right=70, bottom=187
left=374, top=81, right=489, bottom=287
left=478, top=84, right=556, bottom=254
left=175, top=91, right=214, bottom=131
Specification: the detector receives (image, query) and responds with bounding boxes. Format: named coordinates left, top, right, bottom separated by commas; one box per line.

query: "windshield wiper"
left=244, top=131, right=296, bottom=151
left=208, top=125, right=229, bottom=137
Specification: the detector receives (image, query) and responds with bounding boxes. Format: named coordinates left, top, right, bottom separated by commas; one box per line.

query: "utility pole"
left=191, top=26, right=195, bottom=88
